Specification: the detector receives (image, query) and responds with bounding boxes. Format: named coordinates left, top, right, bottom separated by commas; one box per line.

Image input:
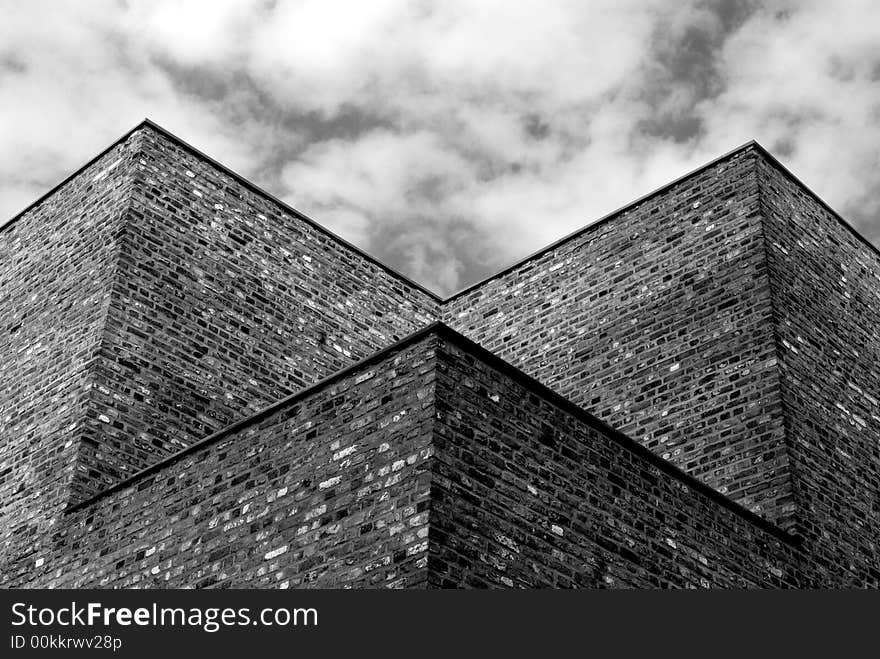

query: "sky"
left=1, top=0, right=879, bottom=295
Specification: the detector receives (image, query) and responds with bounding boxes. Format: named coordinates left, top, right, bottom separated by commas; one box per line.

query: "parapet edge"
left=7, top=121, right=876, bottom=304
left=65, top=321, right=802, bottom=549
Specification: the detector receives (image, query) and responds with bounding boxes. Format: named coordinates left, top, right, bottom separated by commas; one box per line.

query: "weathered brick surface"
left=443, top=147, right=795, bottom=529
left=72, top=125, right=438, bottom=503
left=2, top=328, right=812, bottom=589
left=429, top=333, right=806, bottom=588
left=758, top=157, right=880, bottom=585
left=0, top=134, right=141, bottom=568
left=2, top=122, right=879, bottom=588
left=2, top=336, right=436, bottom=588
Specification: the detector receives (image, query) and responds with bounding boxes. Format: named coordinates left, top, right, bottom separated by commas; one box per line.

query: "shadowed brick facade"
left=757, top=157, right=880, bottom=584
left=0, top=136, right=139, bottom=576
left=1, top=120, right=878, bottom=587
left=442, top=147, right=794, bottom=530
left=83, top=127, right=437, bottom=504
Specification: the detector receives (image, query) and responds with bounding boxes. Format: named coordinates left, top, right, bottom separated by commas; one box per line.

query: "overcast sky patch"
left=1, top=0, right=879, bottom=294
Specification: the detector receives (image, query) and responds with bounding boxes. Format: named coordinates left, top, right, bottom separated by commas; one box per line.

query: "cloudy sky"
left=2, top=0, right=879, bottom=294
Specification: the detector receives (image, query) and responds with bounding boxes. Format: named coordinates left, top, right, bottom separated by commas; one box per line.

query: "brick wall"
left=4, top=327, right=814, bottom=589
left=443, top=146, right=795, bottom=530
left=429, top=332, right=806, bottom=588
left=3, top=335, right=437, bottom=588
left=3, top=122, right=879, bottom=588
left=0, top=121, right=439, bottom=576
left=758, top=157, right=880, bottom=585
left=29, top=123, right=438, bottom=505
left=0, top=133, right=140, bottom=568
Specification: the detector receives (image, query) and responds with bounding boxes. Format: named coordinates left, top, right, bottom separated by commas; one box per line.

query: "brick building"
left=1, top=120, right=878, bottom=588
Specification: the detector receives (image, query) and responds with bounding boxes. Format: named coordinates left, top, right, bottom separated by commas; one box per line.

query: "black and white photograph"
left=1, top=0, right=878, bottom=653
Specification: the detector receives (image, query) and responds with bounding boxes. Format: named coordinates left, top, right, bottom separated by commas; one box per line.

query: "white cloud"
left=2, top=0, right=879, bottom=293
left=696, top=1, right=880, bottom=239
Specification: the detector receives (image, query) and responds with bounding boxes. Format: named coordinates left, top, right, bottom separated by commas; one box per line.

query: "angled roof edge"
left=64, top=319, right=800, bottom=548
left=433, top=323, right=800, bottom=547
left=444, top=140, right=762, bottom=301
left=4, top=120, right=877, bottom=303
left=0, top=119, right=442, bottom=302
left=748, top=140, right=880, bottom=264
left=63, top=320, right=447, bottom=515
left=445, top=140, right=880, bottom=301
left=0, top=121, right=146, bottom=236
left=137, top=120, right=442, bottom=301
